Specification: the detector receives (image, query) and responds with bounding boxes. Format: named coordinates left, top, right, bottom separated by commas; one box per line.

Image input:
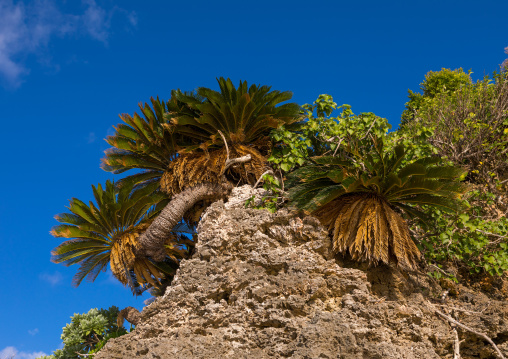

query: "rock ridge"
left=96, top=185, right=508, bottom=359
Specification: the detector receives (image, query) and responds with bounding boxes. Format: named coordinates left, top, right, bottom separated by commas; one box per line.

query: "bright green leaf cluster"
left=36, top=306, right=129, bottom=359
left=419, top=189, right=508, bottom=276
left=269, top=94, right=391, bottom=174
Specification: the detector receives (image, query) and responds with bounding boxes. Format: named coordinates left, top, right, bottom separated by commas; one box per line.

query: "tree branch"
left=435, top=309, right=506, bottom=359
left=217, top=130, right=229, bottom=161
left=254, top=170, right=275, bottom=189
left=138, top=182, right=227, bottom=261
left=224, top=155, right=252, bottom=173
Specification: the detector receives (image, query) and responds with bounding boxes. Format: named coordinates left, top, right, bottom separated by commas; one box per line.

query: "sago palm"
left=160, top=77, right=301, bottom=195
left=289, top=135, right=468, bottom=270
left=100, top=79, right=300, bottom=263
left=50, top=180, right=192, bottom=295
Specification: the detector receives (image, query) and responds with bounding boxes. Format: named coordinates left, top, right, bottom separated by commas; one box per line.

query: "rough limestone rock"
left=97, top=185, right=508, bottom=359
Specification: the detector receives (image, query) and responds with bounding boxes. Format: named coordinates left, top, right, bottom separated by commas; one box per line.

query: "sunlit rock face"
left=96, top=186, right=508, bottom=359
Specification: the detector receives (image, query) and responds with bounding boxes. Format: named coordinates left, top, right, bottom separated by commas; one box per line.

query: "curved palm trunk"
left=138, top=182, right=229, bottom=261
left=117, top=306, right=141, bottom=327
left=137, top=154, right=251, bottom=262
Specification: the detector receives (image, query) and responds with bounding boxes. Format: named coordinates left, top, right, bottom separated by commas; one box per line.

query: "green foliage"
left=36, top=306, right=129, bottom=359
left=269, top=94, right=391, bottom=173
left=286, top=131, right=467, bottom=269
left=400, top=68, right=508, bottom=277
left=101, top=97, right=180, bottom=189
left=264, top=88, right=507, bottom=277
left=401, top=68, right=472, bottom=125
left=167, top=77, right=301, bottom=151
left=400, top=69, right=508, bottom=189
left=50, top=179, right=182, bottom=295
left=419, top=189, right=508, bottom=276
left=244, top=173, right=283, bottom=213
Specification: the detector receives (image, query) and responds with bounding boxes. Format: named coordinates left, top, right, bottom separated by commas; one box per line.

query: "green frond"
left=397, top=162, right=428, bottom=179
left=170, top=78, right=300, bottom=151
left=425, top=166, right=467, bottom=179
left=72, top=253, right=109, bottom=287
left=305, top=185, right=346, bottom=213
left=102, top=97, right=178, bottom=189
left=289, top=179, right=338, bottom=210
left=289, top=165, right=330, bottom=182
left=50, top=225, right=109, bottom=242
left=311, top=156, right=351, bottom=166
left=399, top=194, right=466, bottom=212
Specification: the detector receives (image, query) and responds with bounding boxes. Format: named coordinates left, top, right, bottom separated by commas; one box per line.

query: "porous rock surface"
left=97, top=186, right=508, bottom=358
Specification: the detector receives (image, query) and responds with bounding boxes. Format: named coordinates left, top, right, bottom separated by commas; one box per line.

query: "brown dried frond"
left=314, top=193, right=420, bottom=270
left=383, top=201, right=420, bottom=270
left=110, top=222, right=172, bottom=288
left=160, top=144, right=268, bottom=196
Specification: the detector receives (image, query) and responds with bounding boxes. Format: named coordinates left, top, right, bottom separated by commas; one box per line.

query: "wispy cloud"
left=0, top=346, right=47, bottom=359
left=39, top=271, right=63, bottom=286
left=28, top=328, right=39, bottom=336
left=82, top=0, right=109, bottom=43
left=0, top=0, right=136, bottom=88
left=86, top=131, right=96, bottom=144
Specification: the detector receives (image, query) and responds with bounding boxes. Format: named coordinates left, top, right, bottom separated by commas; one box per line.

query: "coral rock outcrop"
left=96, top=186, right=508, bottom=358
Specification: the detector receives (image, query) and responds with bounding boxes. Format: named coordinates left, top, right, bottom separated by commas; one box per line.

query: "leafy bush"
left=417, top=188, right=508, bottom=277
left=400, top=69, right=508, bottom=190
left=262, top=89, right=508, bottom=279
left=269, top=94, right=391, bottom=173
left=36, top=306, right=129, bottom=359
left=401, top=68, right=473, bottom=126
left=398, top=68, right=508, bottom=278
left=247, top=95, right=392, bottom=212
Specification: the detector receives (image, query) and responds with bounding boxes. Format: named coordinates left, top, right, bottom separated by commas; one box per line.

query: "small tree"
left=36, top=306, right=129, bottom=359
left=399, top=68, right=508, bottom=278
left=401, top=68, right=472, bottom=126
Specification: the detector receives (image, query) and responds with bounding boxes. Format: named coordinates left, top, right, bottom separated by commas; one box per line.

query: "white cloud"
left=39, top=271, right=63, bottom=286
left=82, top=0, right=110, bottom=43
left=0, top=1, right=29, bottom=87
left=0, top=0, right=136, bottom=88
left=0, top=346, right=47, bottom=359
left=28, top=328, right=39, bottom=336
left=86, top=131, right=96, bottom=143
left=127, top=11, right=138, bottom=27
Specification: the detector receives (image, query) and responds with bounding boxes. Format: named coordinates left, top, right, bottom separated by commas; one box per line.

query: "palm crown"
left=50, top=180, right=190, bottom=294
left=160, top=78, right=301, bottom=195
left=102, top=78, right=301, bottom=196
left=167, top=77, right=301, bottom=147
left=289, top=136, right=468, bottom=270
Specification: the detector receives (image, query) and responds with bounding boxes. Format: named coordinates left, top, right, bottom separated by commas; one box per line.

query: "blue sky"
left=0, top=0, right=506, bottom=357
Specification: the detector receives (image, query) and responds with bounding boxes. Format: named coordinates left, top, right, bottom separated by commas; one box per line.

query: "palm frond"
left=51, top=179, right=183, bottom=293
left=101, top=97, right=179, bottom=188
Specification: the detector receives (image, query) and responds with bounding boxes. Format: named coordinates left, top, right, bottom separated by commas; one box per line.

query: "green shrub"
left=36, top=306, right=129, bottom=359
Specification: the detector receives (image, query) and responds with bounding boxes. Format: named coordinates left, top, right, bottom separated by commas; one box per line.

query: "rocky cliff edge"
left=96, top=185, right=508, bottom=359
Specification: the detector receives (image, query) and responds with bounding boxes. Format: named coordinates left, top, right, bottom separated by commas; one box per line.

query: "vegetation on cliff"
left=46, top=62, right=508, bottom=357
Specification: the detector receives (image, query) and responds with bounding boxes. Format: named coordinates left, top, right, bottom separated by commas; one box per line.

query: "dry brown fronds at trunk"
left=110, top=222, right=178, bottom=288
left=160, top=144, right=267, bottom=196
left=314, top=193, right=420, bottom=270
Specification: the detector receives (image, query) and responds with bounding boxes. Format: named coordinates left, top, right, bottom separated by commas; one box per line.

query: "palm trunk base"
left=117, top=306, right=141, bottom=327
